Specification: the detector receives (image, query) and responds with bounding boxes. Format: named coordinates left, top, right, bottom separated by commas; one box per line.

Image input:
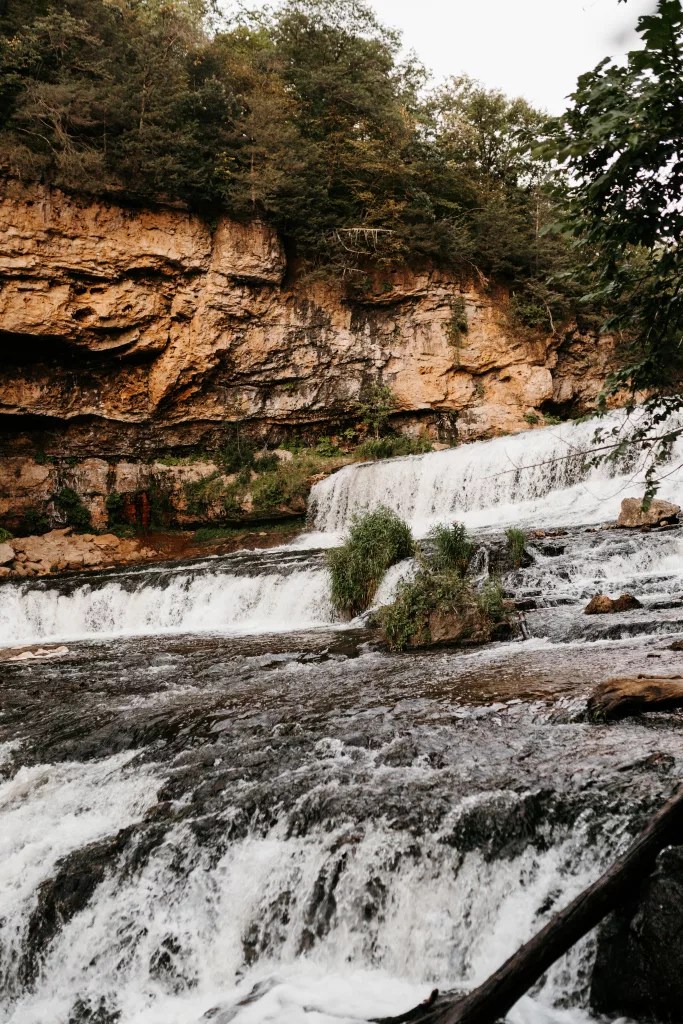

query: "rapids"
left=1, top=412, right=682, bottom=1024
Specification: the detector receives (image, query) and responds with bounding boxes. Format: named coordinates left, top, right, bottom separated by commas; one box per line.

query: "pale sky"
left=233, top=0, right=657, bottom=113
left=369, top=0, right=656, bottom=113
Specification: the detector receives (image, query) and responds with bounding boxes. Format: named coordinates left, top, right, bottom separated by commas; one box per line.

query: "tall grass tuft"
left=427, top=522, right=475, bottom=574
left=327, top=506, right=414, bottom=618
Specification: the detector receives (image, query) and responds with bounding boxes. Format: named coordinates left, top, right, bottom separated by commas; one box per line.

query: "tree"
left=553, top=1, right=683, bottom=401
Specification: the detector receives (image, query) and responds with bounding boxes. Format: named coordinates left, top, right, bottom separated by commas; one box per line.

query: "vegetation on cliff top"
left=0, top=0, right=573, bottom=320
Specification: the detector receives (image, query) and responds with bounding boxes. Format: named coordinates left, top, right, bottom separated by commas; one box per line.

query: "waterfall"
left=309, top=411, right=683, bottom=537
left=0, top=557, right=334, bottom=646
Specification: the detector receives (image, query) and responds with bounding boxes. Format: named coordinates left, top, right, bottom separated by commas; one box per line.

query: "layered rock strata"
left=0, top=180, right=616, bottom=528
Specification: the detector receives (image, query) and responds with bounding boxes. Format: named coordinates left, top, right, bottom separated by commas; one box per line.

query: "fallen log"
left=372, top=785, right=683, bottom=1024
left=588, top=675, right=683, bottom=721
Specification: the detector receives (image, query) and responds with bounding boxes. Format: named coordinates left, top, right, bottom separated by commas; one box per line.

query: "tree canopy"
left=0, top=0, right=568, bottom=298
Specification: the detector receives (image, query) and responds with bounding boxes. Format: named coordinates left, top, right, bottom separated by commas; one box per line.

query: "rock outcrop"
left=617, top=497, right=681, bottom=529
left=584, top=593, right=643, bottom=615
left=4, top=527, right=157, bottom=576
left=591, top=845, right=683, bottom=1022
left=0, top=180, right=618, bottom=530
left=0, top=180, right=614, bottom=453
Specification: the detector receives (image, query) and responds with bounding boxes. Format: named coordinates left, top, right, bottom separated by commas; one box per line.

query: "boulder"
left=584, top=593, right=642, bottom=615
left=0, top=541, right=14, bottom=565
left=617, top=497, right=680, bottom=528
left=588, top=675, right=683, bottom=720
left=591, top=846, right=683, bottom=1023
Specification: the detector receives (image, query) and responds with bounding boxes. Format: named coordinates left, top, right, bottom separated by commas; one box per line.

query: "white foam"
left=0, top=566, right=334, bottom=647
left=309, top=410, right=683, bottom=536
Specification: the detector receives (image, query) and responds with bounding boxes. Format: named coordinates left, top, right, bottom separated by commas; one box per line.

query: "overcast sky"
left=370, top=0, right=656, bottom=113
left=236, top=0, right=657, bottom=113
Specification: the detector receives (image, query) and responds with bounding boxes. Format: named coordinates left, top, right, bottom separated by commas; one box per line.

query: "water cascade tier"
left=1, top=410, right=682, bottom=1024
left=309, top=410, right=683, bottom=537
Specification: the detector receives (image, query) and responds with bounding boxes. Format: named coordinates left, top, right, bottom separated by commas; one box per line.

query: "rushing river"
left=1, top=412, right=682, bottom=1024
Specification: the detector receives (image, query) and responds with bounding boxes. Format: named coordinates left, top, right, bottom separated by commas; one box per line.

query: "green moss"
left=327, top=506, right=414, bottom=618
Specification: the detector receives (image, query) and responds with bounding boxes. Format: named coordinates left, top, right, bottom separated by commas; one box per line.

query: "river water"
left=1, top=412, right=682, bottom=1024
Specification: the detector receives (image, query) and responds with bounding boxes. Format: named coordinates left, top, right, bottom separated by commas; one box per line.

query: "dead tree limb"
left=372, top=785, right=683, bottom=1024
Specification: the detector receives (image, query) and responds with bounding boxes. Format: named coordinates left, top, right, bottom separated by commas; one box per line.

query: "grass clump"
left=0, top=527, right=13, bottom=542
left=505, top=527, right=528, bottom=568
left=377, top=521, right=513, bottom=651
left=327, top=506, right=414, bottom=618
left=427, top=522, right=475, bottom=573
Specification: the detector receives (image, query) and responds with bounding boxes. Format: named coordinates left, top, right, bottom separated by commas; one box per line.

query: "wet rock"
left=20, top=830, right=131, bottom=986
left=591, top=846, right=683, bottom=1023
left=588, top=676, right=683, bottom=720
left=617, top=497, right=681, bottom=529
left=668, top=639, right=683, bottom=651
left=584, top=593, right=642, bottom=615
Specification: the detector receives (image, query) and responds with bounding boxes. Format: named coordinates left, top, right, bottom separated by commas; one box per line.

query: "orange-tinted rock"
left=584, top=593, right=643, bottom=615
left=617, top=497, right=681, bottom=528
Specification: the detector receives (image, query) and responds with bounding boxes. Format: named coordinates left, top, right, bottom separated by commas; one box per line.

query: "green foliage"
left=447, top=295, right=469, bottom=347
left=550, top=0, right=683, bottom=494
left=0, top=0, right=578, bottom=292
left=55, top=487, right=91, bottom=531
left=315, top=436, right=341, bottom=457
left=327, top=506, right=414, bottom=617
left=184, top=473, right=239, bottom=517
left=523, top=412, right=540, bottom=426
left=105, top=492, right=126, bottom=528
left=194, top=525, right=240, bottom=541
left=20, top=507, right=50, bottom=536
left=505, top=527, right=527, bottom=568
left=476, top=577, right=507, bottom=622
left=356, top=383, right=397, bottom=439
left=509, top=294, right=548, bottom=330
left=378, top=520, right=512, bottom=650
left=0, top=527, right=13, bottom=542
left=356, top=435, right=433, bottom=460
left=427, top=522, right=475, bottom=574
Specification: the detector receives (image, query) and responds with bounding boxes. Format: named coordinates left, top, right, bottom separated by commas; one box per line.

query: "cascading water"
left=309, top=409, right=683, bottom=538
left=1, top=412, right=682, bottom=1024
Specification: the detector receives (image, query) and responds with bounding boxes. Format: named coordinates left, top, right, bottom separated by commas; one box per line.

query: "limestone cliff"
left=0, top=180, right=615, bottom=531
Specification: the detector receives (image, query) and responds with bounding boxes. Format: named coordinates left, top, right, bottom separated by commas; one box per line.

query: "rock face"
left=617, top=497, right=681, bottom=528
left=584, top=593, right=643, bottom=615
left=0, top=180, right=613, bottom=454
left=0, top=180, right=619, bottom=530
left=591, top=846, right=683, bottom=1023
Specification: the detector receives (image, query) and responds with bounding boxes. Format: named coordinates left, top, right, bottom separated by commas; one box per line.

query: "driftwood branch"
left=372, top=785, right=683, bottom=1024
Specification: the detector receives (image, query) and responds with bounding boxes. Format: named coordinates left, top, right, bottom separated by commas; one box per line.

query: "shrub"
left=426, top=522, right=475, bottom=574
left=505, top=527, right=527, bottom=568
left=524, top=412, right=540, bottom=426
left=0, top=527, right=13, bottom=542
left=251, top=472, right=287, bottom=511
left=55, top=487, right=91, bottom=531
left=356, top=384, right=397, bottom=439
left=105, top=492, right=126, bottom=528
left=356, top=435, right=433, bottom=460
left=327, top=506, right=414, bottom=617
left=315, top=436, right=341, bottom=457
